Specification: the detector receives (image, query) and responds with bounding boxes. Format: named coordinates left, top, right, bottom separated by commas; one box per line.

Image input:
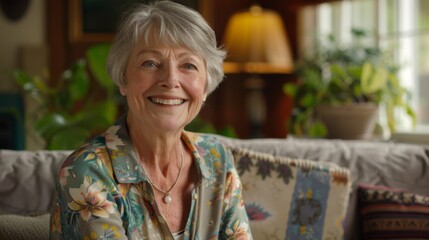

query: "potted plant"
left=284, top=28, right=416, bottom=139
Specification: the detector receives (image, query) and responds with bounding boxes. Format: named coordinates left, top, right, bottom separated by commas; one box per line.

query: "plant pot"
left=315, top=103, right=378, bottom=140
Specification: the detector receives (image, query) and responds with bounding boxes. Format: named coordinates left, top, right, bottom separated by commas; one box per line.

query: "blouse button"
left=193, top=193, right=198, bottom=200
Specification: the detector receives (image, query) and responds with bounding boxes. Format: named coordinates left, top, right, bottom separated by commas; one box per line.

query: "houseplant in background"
left=14, top=43, right=122, bottom=150
left=284, top=28, right=416, bottom=139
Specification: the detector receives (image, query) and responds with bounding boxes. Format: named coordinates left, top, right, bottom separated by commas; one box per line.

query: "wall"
left=0, top=0, right=47, bottom=149
left=0, top=0, right=46, bottom=91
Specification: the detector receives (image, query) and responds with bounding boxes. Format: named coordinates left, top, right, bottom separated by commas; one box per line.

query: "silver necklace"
left=131, top=144, right=184, bottom=204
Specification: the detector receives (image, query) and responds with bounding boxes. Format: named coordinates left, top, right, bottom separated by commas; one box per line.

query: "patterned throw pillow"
left=358, top=184, right=429, bottom=239
left=230, top=147, right=351, bottom=240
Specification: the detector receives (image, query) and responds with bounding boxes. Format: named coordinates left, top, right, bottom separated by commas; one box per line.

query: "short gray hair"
left=106, top=0, right=226, bottom=95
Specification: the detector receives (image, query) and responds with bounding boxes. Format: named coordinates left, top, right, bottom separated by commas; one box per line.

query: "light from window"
left=298, top=0, right=429, bottom=137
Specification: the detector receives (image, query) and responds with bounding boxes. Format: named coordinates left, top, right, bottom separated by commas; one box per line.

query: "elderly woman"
left=49, top=1, right=252, bottom=239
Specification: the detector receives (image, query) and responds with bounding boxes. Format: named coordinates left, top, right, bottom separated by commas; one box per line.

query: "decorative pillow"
left=230, top=147, right=351, bottom=240
left=358, top=184, right=429, bottom=239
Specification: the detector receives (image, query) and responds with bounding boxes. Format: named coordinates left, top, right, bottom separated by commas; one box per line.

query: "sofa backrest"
left=218, top=136, right=429, bottom=240
left=0, top=150, right=72, bottom=215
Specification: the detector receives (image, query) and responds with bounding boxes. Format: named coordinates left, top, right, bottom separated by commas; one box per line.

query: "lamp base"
left=245, top=76, right=266, bottom=138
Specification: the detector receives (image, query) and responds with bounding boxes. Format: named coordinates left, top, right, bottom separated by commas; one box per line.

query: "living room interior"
left=1, top=0, right=429, bottom=151
left=0, top=1, right=429, bottom=239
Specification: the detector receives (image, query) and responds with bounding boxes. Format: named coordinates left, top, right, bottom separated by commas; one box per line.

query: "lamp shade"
left=223, top=5, right=293, bottom=73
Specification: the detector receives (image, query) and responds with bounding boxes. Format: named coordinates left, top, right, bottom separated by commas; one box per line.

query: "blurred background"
left=1, top=0, right=428, bottom=150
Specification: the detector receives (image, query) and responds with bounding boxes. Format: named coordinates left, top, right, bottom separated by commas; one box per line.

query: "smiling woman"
left=122, top=46, right=207, bottom=133
left=50, top=1, right=252, bottom=239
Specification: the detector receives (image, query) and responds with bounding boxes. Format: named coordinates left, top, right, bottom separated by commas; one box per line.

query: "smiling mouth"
left=148, top=97, right=186, bottom=106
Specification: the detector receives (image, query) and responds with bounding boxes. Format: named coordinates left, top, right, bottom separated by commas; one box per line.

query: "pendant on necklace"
left=164, top=193, right=172, bottom=204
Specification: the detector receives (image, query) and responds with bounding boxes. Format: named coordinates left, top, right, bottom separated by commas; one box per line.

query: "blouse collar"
left=103, top=116, right=213, bottom=184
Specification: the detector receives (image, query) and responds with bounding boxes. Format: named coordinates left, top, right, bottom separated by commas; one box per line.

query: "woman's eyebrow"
left=135, top=48, right=201, bottom=62
left=136, top=49, right=161, bottom=58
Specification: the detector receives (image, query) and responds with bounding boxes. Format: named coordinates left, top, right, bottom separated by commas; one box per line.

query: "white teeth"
left=150, top=97, right=184, bottom=105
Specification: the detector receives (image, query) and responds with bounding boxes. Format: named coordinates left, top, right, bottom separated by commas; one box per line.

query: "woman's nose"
left=160, top=64, right=180, bottom=88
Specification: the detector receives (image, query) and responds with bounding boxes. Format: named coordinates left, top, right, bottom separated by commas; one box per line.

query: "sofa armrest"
left=0, top=214, right=50, bottom=240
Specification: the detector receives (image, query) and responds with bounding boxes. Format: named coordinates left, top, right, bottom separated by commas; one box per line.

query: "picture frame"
left=69, top=0, right=204, bottom=43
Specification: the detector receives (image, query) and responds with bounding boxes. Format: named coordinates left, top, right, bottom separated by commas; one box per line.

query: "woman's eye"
left=183, top=63, right=197, bottom=70
left=142, top=60, right=158, bottom=68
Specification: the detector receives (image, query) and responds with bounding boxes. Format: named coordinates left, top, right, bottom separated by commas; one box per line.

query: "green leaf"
left=68, top=60, right=90, bottom=100
left=330, top=64, right=346, bottom=78
left=32, top=76, right=54, bottom=95
left=347, top=65, right=362, bottom=80
left=14, top=69, right=55, bottom=98
left=218, top=126, right=237, bottom=138
left=360, top=61, right=372, bottom=92
left=361, top=62, right=388, bottom=94
left=308, top=121, right=327, bottom=138
left=351, top=28, right=367, bottom=38
left=371, top=67, right=388, bottom=91
left=405, top=104, right=417, bottom=127
left=34, top=113, right=68, bottom=140
left=86, top=44, right=115, bottom=92
left=300, top=93, right=316, bottom=107
left=13, top=70, right=33, bottom=90
left=283, top=83, right=297, bottom=97
left=67, top=103, right=116, bottom=133
left=49, top=127, right=90, bottom=150
left=85, top=101, right=118, bottom=126
left=388, top=73, right=400, bottom=88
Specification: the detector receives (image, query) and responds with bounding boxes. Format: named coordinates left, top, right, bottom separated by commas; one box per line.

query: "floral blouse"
left=49, top=117, right=252, bottom=240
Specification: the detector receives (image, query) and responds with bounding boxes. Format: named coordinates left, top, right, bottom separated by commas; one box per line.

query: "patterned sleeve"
left=219, top=146, right=253, bottom=240
left=49, top=150, right=128, bottom=240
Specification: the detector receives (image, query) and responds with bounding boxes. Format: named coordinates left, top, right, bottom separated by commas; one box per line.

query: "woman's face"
left=121, top=41, right=207, bottom=133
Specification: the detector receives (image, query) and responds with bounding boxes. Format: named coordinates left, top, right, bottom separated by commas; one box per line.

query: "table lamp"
left=223, top=4, right=294, bottom=137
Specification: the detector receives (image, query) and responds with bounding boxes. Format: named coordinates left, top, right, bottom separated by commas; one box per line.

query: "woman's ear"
left=119, top=85, right=127, bottom=96
left=119, top=76, right=129, bottom=96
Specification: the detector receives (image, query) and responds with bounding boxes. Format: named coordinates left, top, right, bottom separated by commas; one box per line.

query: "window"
left=298, top=0, right=429, bottom=142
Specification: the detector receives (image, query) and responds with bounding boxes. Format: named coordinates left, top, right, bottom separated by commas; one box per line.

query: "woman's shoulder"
left=59, top=135, right=108, bottom=170
left=184, top=131, right=235, bottom=169
left=184, top=132, right=229, bottom=151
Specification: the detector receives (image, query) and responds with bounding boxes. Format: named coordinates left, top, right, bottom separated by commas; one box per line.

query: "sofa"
left=1, top=136, right=428, bottom=239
